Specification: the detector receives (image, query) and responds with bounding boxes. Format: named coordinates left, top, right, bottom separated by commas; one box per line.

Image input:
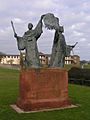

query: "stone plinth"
left=16, top=68, right=70, bottom=111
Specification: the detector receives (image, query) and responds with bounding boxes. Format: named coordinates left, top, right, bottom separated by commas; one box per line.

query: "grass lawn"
left=0, top=67, right=90, bottom=120
left=84, top=64, right=90, bottom=69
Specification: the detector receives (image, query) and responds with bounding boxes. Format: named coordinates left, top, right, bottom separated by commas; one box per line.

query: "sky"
left=0, top=0, right=90, bottom=60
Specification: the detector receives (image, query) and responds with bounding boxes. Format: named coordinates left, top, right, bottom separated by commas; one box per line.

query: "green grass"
left=0, top=67, right=90, bottom=120
left=84, top=64, right=90, bottom=69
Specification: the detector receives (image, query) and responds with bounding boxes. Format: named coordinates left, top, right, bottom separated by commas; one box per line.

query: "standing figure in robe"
left=50, top=26, right=66, bottom=68
left=50, top=25, right=78, bottom=68
left=14, top=15, right=44, bottom=68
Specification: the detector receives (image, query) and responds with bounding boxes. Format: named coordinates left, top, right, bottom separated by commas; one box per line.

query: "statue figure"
left=11, top=13, right=77, bottom=69
left=50, top=26, right=66, bottom=67
left=50, top=24, right=78, bottom=68
left=13, top=15, right=44, bottom=68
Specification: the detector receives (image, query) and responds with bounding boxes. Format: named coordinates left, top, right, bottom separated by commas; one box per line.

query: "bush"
left=68, top=67, right=90, bottom=80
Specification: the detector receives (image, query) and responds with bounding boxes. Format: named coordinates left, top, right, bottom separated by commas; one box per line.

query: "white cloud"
left=71, top=22, right=86, bottom=30
left=82, top=1, right=90, bottom=10
left=79, top=38, right=87, bottom=42
left=13, top=18, right=24, bottom=23
left=0, top=0, right=90, bottom=60
left=88, top=43, right=90, bottom=46
left=85, top=15, right=90, bottom=22
left=34, top=0, right=54, bottom=9
left=73, top=31, right=83, bottom=37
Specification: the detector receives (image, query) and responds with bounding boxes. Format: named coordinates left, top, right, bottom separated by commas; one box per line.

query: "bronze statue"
left=12, top=15, right=44, bottom=68
left=11, top=13, right=77, bottom=68
left=50, top=26, right=66, bottom=67
left=50, top=25, right=78, bottom=68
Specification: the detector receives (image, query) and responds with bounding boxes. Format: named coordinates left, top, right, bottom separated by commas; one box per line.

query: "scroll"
left=43, top=13, right=59, bottom=30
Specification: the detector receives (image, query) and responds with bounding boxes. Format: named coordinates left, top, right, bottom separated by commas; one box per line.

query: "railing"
left=69, top=78, right=90, bottom=86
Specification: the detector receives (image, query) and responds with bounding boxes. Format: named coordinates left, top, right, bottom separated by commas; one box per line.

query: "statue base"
left=16, top=68, right=70, bottom=111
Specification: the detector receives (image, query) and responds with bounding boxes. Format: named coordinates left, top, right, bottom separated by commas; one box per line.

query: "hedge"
left=68, top=67, right=90, bottom=86
left=68, top=67, right=90, bottom=80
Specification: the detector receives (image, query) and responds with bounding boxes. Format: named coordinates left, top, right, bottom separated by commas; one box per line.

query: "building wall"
left=0, top=54, right=80, bottom=66
left=0, top=55, right=20, bottom=65
left=65, top=55, right=80, bottom=65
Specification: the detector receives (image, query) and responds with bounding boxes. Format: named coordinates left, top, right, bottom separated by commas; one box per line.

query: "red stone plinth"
left=16, top=68, right=70, bottom=111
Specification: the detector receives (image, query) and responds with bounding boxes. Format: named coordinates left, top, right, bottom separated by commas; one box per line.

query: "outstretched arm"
left=34, top=15, right=45, bottom=40
left=69, top=42, right=78, bottom=48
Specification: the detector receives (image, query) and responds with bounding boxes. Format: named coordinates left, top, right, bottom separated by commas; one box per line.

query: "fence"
left=69, top=78, right=90, bottom=86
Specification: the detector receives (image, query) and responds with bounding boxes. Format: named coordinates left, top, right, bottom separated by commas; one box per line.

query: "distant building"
left=39, top=52, right=50, bottom=66
left=0, top=52, right=50, bottom=66
left=0, top=54, right=20, bottom=65
left=0, top=52, right=80, bottom=66
left=39, top=54, right=80, bottom=66
left=65, top=55, right=80, bottom=65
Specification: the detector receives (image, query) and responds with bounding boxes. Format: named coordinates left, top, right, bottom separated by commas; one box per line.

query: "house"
left=0, top=52, right=80, bottom=66
left=65, top=55, right=80, bottom=65
left=0, top=54, right=20, bottom=65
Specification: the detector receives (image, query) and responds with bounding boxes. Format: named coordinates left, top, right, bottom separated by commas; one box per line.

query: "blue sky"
left=0, top=0, right=90, bottom=60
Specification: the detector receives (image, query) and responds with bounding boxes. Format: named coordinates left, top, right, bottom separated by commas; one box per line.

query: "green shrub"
left=68, top=67, right=90, bottom=80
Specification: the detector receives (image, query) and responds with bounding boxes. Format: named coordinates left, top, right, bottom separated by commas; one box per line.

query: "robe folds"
left=16, top=19, right=43, bottom=68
